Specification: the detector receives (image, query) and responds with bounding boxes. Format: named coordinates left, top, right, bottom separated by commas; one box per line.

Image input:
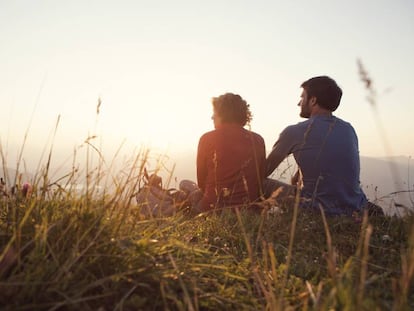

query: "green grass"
left=0, top=151, right=413, bottom=311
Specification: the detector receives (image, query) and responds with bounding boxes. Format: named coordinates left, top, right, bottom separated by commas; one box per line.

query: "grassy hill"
left=1, top=154, right=413, bottom=311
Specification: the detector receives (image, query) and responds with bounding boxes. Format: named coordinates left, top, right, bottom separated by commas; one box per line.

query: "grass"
left=0, top=62, right=413, bottom=310
left=0, top=148, right=413, bottom=310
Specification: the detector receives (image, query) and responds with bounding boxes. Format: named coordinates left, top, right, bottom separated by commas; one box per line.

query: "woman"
left=181, top=93, right=266, bottom=214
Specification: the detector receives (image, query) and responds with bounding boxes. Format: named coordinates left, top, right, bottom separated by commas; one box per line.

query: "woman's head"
left=211, top=93, right=252, bottom=127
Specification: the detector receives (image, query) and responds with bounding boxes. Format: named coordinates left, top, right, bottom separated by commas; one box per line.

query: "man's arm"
left=265, top=127, right=295, bottom=177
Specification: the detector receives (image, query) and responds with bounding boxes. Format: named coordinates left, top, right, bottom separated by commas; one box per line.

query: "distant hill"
left=360, top=156, right=413, bottom=215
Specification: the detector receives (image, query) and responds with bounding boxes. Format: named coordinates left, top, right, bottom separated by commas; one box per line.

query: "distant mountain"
left=360, top=156, right=412, bottom=194
left=360, top=156, right=413, bottom=215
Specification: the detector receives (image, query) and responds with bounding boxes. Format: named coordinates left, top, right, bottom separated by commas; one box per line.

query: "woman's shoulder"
left=199, top=129, right=220, bottom=144
left=241, top=128, right=265, bottom=143
left=250, top=130, right=264, bottom=139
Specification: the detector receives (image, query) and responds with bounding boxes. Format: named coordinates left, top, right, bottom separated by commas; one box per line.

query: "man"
left=265, top=76, right=381, bottom=216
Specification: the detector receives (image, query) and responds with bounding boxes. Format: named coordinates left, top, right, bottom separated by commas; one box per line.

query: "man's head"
left=211, top=93, right=252, bottom=128
left=299, top=76, right=342, bottom=118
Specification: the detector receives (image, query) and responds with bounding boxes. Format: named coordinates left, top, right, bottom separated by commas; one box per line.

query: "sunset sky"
left=1, top=0, right=413, bottom=175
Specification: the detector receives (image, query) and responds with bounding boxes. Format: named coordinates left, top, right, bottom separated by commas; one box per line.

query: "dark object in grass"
left=364, top=201, right=385, bottom=216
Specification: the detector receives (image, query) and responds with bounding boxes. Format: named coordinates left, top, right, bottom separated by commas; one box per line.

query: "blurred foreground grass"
left=0, top=150, right=413, bottom=311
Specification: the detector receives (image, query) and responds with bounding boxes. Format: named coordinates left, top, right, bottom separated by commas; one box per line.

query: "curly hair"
left=212, top=93, right=252, bottom=126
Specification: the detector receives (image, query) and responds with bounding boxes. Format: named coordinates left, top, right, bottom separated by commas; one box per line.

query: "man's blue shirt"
left=266, top=115, right=367, bottom=215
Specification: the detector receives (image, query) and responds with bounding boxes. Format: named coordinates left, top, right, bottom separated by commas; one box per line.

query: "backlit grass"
left=0, top=150, right=413, bottom=310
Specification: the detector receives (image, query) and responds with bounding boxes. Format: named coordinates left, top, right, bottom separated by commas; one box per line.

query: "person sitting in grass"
left=180, top=93, right=266, bottom=214
left=264, top=76, right=383, bottom=216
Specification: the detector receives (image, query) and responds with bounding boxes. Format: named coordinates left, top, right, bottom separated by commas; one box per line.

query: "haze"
left=1, top=1, right=413, bottom=191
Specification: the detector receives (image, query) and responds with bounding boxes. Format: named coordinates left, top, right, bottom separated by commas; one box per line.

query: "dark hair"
left=301, top=76, right=342, bottom=111
left=212, top=93, right=252, bottom=126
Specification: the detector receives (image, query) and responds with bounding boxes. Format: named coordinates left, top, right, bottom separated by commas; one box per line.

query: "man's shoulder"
left=303, top=116, right=355, bottom=131
left=331, top=117, right=357, bottom=134
left=336, top=117, right=354, bottom=128
left=282, top=119, right=311, bottom=134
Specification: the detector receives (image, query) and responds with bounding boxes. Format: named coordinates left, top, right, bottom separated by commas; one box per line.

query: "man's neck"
left=311, top=112, right=332, bottom=117
left=311, top=106, right=332, bottom=117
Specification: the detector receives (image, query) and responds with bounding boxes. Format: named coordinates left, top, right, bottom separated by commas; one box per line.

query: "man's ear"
left=309, top=96, right=317, bottom=107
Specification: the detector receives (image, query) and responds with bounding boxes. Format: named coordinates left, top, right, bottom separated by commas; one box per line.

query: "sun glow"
left=0, top=0, right=413, bottom=176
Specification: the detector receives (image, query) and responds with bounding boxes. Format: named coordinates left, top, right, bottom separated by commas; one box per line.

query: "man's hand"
left=291, top=169, right=303, bottom=188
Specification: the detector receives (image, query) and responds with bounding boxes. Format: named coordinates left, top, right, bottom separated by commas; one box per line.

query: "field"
left=0, top=149, right=413, bottom=311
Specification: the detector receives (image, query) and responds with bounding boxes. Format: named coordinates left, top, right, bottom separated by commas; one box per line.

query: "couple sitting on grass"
left=180, top=75, right=383, bottom=217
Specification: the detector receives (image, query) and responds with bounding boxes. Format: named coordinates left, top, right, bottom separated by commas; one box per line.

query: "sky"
left=1, top=0, right=414, bottom=178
